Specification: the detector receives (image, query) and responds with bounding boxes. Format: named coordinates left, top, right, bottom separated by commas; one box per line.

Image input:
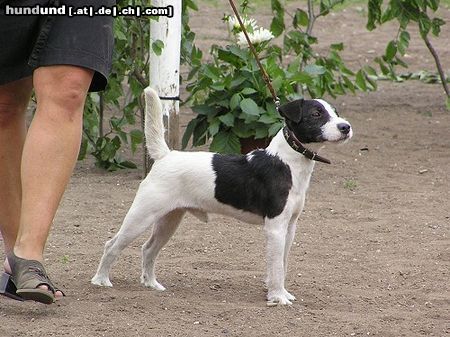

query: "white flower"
left=237, top=27, right=274, bottom=47
left=226, top=15, right=258, bottom=32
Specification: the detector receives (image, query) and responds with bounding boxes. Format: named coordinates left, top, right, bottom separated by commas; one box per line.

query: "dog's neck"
left=266, top=131, right=316, bottom=171
left=281, top=127, right=331, bottom=164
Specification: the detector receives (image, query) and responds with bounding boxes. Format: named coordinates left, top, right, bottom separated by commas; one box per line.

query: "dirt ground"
left=1, top=2, right=449, bottom=337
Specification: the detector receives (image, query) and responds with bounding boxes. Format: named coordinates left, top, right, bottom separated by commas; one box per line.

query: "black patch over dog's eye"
left=312, top=110, right=321, bottom=117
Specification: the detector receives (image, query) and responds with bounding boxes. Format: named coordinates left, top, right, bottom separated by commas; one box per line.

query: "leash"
left=227, top=0, right=280, bottom=109
left=227, top=0, right=330, bottom=164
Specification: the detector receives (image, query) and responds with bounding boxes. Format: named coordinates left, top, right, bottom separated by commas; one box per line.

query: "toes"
left=37, top=285, right=64, bottom=300
left=267, top=298, right=292, bottom=306
left=284, top=290, right=296, bottom=301
left=267, top=292, right=294, bottom=306
left=54, top=290, right=64, bottom=300
left=141, top=275, right=166, bottom=291
left=91, top=275, right=113, bottom=287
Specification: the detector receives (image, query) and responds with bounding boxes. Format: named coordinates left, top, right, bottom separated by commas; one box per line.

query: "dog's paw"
left=91, top=274, right=113, bottom=287
left=284, top=289, right=296, bottom=302
left=141, top=275, right=166, bottom=291
left=267, top=291, right=293, bottom=306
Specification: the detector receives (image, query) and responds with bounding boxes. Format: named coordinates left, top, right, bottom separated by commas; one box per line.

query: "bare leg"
left=0, top=78, right=32, bottom=262
left=141, top=209, right=185, bottom=291
left=0, top=78, right=32, bottom=255
left=14, top=65, right=93, bottom=262
left=4, top=66, right=93, bottom=299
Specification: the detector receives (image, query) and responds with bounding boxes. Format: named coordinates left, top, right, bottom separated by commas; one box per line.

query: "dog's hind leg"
left=141, top=209, right=185, bottom=291
left=91, top=200, right=164, bottom=287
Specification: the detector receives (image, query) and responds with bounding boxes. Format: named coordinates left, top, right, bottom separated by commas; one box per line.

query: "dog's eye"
left=312, top=110, right=321, bottom=117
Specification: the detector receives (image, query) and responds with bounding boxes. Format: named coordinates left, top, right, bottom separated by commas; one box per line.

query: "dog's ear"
left=278, top=99, right=304, bottom=123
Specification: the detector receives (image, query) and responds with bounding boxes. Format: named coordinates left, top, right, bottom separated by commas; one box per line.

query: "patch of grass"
left=343, top=178, right=358, bottom=191
left=418, top=110, right=433, bottom=117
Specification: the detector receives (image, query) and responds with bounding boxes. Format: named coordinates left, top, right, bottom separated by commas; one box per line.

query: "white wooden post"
left=149, top=0, right=182, bottom=150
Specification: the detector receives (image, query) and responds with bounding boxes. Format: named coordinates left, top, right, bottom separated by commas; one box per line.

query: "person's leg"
left=13, top=65, right=93, bottom=265
left=0, top=77, right=32, bottom=257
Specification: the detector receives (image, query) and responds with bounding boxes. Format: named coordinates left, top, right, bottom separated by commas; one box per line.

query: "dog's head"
left=278, top=99, right=352, bottom=144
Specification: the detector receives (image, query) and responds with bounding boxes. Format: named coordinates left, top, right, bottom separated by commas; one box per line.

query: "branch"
left=423, top=34, right=450, bottom=97
left=306, top=0, right=315, bottom=35
left=133, top=69, right=148, bottom=87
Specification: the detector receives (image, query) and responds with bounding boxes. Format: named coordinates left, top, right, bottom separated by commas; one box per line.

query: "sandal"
left=0, top=272, right=24, bottom=301
left=7, top=253, right=65, bottom=304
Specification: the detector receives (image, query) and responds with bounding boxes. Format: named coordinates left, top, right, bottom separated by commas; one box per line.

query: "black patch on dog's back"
left=212, top=150, right=292, bottom=219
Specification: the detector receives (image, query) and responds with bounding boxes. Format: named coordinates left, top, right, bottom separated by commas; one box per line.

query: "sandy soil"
left=1, top=2, right=449, bottom=337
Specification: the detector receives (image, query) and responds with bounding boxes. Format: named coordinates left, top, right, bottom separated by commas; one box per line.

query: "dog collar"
left=282, top=126, right=331, bottom=164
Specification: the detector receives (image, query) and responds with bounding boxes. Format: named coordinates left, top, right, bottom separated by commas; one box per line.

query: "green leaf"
left=304, top=64, right=326, bottom=76
left=228, top=45, right=249, bottom=61
left=182, top=119, right=198, bottom=149
left=232, top=120, right=253, bottom=138
left=192, top=104, right=216, bottom=116
left=78, top=138, right=88, bottom=160
left=398, top=31, right=410, bottom=55
left=418, top=15, right=432, bottom=38
left=427, top=0, right=439, bottom=11
left=289, top=72, right=313, bottom=85
left=258, top=114, right=277, bottom=124
left=240, top=98, right=261, bottom=116
left=268, top=122, right=283, bottom=137
left=208, top=119, right=220, bottom=136
left=385, top=40, right=397, bottom=61
left=254, top=126, right=268, bottom=139
left=218, top=113, right=235, bottom=127
left=118, top=160, right=137, bottom=169
left=210, top=83, right=225, bottom=91
left=185, top=0, right=198, bottom=10
left=210, top=131, right=241, bottom=154
left=364, top=65, right=378, bottom=77
left=342, top=75, right=356, bottom=93
left=394, top=56, right=408, bottom=68
left=446, top=96, right=450, bottom=111
left=203, top=64, right=221, bottom=81
left=115, top=29, right=127, bottom=41
left=431, top=18, right=445, bottom=36
left=367, top=0, right=383, bottom=30
left=330, top=42, right=344, bottom=51
left=241, top=88, right=257, bottom=95
left=129, top=129, right=143, bottom=153
left=230, top=76, right=247, bottom=89
left=230, top=93, right=242, bottom=110
left=293, top=9, right=309, bottom=28
left=375, top=57, right=390, bottom=75
left=355, top=70, right=368, bottom=91
left=270, top=15, right=285, bottom=37
left=152, top=40, right=164, bottom=56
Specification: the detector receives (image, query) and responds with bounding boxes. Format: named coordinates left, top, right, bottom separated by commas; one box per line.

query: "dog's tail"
left=144, top=87, right=170, bottom=160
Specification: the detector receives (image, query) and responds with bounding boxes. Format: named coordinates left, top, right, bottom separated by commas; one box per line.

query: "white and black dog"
left=91, top=87, right=352, bottom=305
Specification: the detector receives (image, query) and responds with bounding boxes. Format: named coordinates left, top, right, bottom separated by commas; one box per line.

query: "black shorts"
left=0, top=0, right=114, bottom=92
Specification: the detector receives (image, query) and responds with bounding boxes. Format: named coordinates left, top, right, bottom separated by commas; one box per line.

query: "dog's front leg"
left=264, top=215, right=293, bottom=305
left=282, top=215, right=300, bottom=302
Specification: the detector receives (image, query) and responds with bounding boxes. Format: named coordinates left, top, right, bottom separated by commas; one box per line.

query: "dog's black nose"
left=337, top=123, right=351, bottom=135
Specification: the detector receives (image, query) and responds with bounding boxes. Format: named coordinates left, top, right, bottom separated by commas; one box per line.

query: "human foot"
left=6, top=253, right=64, bottom=303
